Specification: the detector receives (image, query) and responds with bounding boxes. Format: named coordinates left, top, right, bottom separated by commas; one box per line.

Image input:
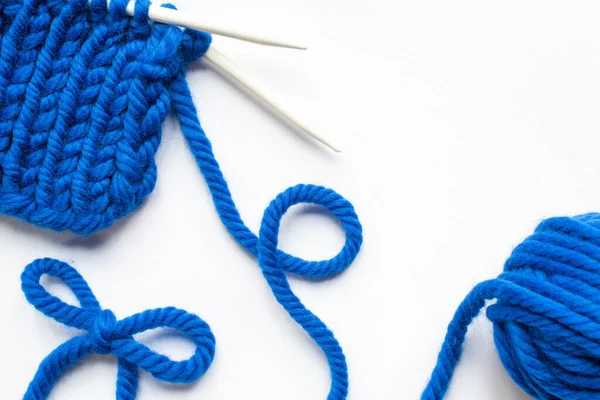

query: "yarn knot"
left=422, top=213, right=600, bottom=400
left=21, top=258, right=216, bottom=400
left=90, top=309, right=117, bottom=355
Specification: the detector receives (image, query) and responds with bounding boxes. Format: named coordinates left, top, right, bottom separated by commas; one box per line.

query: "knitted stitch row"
left=2, top=1, right=364, bottom=398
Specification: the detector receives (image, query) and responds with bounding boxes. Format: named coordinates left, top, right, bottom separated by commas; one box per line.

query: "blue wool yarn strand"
left=21, top=258, right=216, bottom=400
left=422, top=213, right=600, bottom=400
left=171, top=74, right=363, bottom=399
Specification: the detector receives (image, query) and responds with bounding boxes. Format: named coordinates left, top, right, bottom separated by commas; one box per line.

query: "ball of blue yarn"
left=422, top=213, right=600, bottom=399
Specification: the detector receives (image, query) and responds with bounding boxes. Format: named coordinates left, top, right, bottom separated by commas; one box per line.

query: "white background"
left=4, top=0, right=600, bottom=398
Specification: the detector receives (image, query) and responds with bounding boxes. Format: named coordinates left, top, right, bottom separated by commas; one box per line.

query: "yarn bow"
left=21, top=258, right=216, bottom=400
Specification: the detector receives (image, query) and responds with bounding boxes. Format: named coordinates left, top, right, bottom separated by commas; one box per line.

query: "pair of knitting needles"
left=123, top=1, right=340, bottom=153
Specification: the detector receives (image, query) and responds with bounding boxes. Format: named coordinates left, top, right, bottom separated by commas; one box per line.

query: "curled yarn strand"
left=172, top=74, right=363, bottom=400
left=422, top=214, right=600, bottom=400
left=21, top=258, right=216, bottom=400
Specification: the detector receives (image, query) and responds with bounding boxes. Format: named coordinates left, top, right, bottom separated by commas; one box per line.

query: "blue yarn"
left=173, top=72, right=363, bottom=398
left=21, top=257, right=216, bottom=399
left=422, top=213, right=600, bottom=399
left=3, top=1, right=364, bottom=398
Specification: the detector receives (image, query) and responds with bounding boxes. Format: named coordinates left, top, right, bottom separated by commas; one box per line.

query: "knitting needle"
left=125, top=1, right=307, bottom=50
left=204, top=46, right=341, bottom=153
left=118, top=2, right=338, bottom=151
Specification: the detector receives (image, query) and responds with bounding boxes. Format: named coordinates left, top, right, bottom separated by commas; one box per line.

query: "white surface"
left=204, top=47, right=340, bottom=152
left=3, top=1, right=600, bottom=399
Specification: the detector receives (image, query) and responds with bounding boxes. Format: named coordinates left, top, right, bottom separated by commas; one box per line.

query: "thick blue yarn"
left=173, top=73, right=363, bottom=400
left=422, top=213, right=600, bottom=399
left=21, top=257, right=216, bottom=399
left=3, top=1, right=364, bottom=398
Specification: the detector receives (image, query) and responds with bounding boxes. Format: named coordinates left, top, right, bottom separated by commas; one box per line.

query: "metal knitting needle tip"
left=126, top=2, right=308, bottom=50
left=204, top=46, right=341, bottom=153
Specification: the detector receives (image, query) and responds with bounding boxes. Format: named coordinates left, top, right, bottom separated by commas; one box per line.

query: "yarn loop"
left=21, top=258, right=216, bottom=400
left=422, top=213, right=600, bottom=400
left=257, top=184, right=363, bottom=280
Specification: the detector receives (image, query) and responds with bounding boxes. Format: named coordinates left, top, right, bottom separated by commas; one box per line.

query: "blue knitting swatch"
left=21, top=257, right=216, bottom=399
left=0, top=0, right=209, bottom=233
left=3, top=1, right=364, bottom=398
left=422, top=213, right=600, bottom=399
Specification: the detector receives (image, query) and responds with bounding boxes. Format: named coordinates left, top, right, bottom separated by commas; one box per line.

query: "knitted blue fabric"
left=0, top=0, right=210, bottom=233
left=422, top=213, right=600, bottom=399
left=3, top=1, right=364, bottom=398
left=21, top=257, right=216, bottom=399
